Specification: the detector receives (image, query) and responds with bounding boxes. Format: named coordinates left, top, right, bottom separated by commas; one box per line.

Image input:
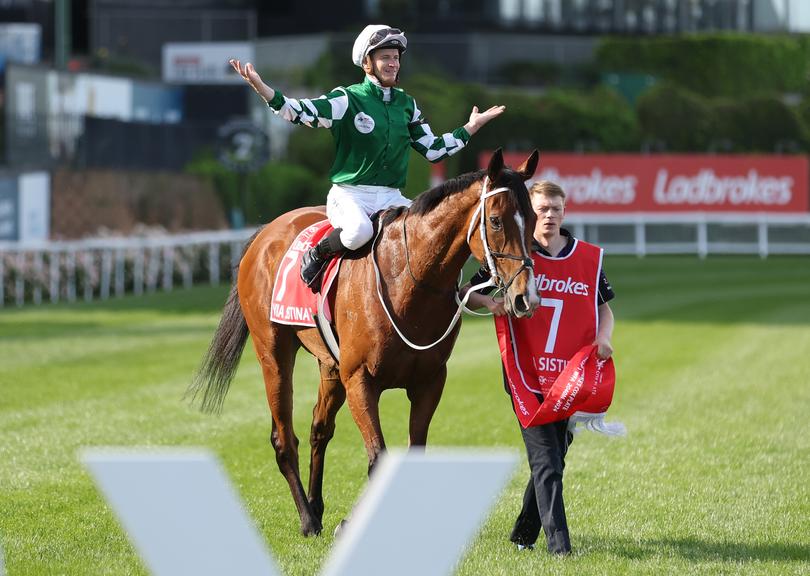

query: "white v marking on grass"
left=82, top=450, right=281, bottom=576
left=82, top=448, right=516, bottom=576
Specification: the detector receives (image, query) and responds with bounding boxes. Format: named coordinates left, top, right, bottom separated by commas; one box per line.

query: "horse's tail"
left=185, top=228, right=262, bottom=414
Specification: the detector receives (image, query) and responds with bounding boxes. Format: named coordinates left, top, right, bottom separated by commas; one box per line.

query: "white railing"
left=0, top=229, right=256, bottom=308
left=2, top=214, right=809, bottom=307
left=565, top=213, right=810, bottom=258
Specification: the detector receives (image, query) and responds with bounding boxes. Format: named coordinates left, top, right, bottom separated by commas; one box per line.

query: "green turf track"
left=1, top=256, right=808, bottom=575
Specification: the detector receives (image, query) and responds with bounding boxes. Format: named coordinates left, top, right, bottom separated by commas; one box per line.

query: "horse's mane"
left=381, top=168, right=532, bottom=228
left=409, top=169, right=487, bottom=216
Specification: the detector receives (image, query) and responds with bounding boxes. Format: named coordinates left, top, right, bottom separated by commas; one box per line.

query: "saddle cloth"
left=270, top=220, right=341, bottom=327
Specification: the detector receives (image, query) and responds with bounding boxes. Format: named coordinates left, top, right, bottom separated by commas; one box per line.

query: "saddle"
left=269, top=211, right=397, bottom=364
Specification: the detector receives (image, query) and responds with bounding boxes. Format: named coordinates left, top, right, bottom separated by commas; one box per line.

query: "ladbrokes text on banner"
left=485, top=153, right=809, bottom=213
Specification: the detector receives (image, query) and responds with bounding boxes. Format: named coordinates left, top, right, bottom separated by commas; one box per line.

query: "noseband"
left=466, top=176, right=534, bottom=295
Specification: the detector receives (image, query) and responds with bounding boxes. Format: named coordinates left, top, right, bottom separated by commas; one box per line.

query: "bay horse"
left=187, top=149, right=540, bottom=536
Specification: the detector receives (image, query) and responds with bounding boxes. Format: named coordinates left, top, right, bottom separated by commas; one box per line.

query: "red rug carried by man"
left=497, top=338, right=616, bottom=425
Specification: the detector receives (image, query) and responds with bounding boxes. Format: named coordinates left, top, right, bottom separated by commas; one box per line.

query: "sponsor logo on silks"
left=653, top=169, right=793, bottom=206
left=353, top=112, right=375, bottom=134
left=535, top=274, right=589, bottom=296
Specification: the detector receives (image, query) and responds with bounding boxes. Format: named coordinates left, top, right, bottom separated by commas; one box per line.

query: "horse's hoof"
left=333, top=519, right=348, bottom=538
left=301, top=519, right=323, bottom=537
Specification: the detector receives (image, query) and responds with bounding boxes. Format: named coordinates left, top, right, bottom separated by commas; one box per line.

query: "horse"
left=187, top=149, right=540, bottom=536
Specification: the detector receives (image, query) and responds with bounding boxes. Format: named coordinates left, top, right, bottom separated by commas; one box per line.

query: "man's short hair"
left=529, top=180, right=566, bottom=202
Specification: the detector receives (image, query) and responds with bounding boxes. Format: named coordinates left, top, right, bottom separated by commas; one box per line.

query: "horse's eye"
left=489, top=216, right=502, bottom=230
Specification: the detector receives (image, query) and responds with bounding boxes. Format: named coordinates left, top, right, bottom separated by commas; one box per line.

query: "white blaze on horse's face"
left=514, top=211, right=539, bottom=310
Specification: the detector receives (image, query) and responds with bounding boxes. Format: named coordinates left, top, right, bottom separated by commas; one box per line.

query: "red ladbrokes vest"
left=495, top=239, right=609, bottom=428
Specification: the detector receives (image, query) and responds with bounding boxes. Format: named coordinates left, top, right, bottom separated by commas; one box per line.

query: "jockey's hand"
left=464, top=105, right=506, bottom=136
left=230, top=59, right=275, bottom=103
left=593, top=336, right=613, bottom=360
left=487, top=296, right=507, bottom=317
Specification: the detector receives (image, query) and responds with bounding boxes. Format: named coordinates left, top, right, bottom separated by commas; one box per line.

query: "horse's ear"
left=515, top=149, right=540, bottom=181
left=487, top=148, right=504, bottom=182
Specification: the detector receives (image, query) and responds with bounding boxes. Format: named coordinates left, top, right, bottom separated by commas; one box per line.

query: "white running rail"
left=565, top=212, right=810, bottom=258
left=2, top=213, right=809, bottom=307
left=0, top=229, right=256, bottom=308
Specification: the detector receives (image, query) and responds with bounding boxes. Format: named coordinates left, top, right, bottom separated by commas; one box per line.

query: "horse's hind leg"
left=307, top=361, right=345, bottom=524
left=255, top=324, right=322, bottom=536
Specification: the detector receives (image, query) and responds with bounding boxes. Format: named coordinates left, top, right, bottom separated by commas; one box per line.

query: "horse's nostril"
left=515, top=294, right=528, bottom=313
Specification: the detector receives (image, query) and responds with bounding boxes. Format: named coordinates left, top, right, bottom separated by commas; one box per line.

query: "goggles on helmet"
left=367, top=27, right=407, bottom=55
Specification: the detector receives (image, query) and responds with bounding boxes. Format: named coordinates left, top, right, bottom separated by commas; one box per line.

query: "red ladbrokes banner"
left=486, top=153, right=809, bottom=213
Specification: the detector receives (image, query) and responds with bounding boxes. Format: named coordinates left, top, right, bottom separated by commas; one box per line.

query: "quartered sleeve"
left=408, top=99, right=471, bottom=163
left=267, top=88, right=349, bottom=128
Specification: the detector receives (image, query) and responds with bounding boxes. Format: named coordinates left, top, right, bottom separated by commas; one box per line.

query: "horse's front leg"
left=307, top=361, right=345, bottom=524
left=344, top=370, right=386, bottom=475
left=407, top=365, right=447, bottom=447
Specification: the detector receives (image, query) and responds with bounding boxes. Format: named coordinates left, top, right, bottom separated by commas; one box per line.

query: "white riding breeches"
left=326, top=184, right=411, bottom=250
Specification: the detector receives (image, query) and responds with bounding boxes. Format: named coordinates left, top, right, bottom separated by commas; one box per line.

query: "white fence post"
left=162, top=246, right=174, bottom=292
left=758, top=218, right=768, bottom=259
left=133, top=248, right=144, bottom=296
left=634, top=218, right=646, bottom=258
left=82, top=251, right=93, bottom=302
left=697, top=218, right=708, bottom=259
left=49, top=250, right=60, bottom=303
left=209, top=242, right=219, bottom=285
left=66, top=249, right=76, bottom=303
left=101, top=250, right=112, bottom=300
left=115, top=249, right=125, bottom=297
left=33, top=251, right=43, bottom=305
left=15, top=252, right=24, bottom=307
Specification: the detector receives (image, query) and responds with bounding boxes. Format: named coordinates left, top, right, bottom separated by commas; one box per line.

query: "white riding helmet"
left=351, top=25, right=407, bottom=67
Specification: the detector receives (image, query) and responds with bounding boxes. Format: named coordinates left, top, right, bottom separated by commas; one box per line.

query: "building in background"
left=4, top=0, right=810, bottom=170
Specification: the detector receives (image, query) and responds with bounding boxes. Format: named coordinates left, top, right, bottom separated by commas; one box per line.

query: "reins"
left=371, top=176, right=528, bottom=350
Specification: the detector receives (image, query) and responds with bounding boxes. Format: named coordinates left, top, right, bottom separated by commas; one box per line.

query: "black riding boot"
left=300, top=228, right=344, bottom=291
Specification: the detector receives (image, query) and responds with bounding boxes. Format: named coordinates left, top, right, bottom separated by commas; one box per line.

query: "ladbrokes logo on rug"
left=535, top=274, right=589, bottom=296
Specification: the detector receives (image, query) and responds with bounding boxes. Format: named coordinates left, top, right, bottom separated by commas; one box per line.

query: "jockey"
left=230, top=25, right=505, bottom=289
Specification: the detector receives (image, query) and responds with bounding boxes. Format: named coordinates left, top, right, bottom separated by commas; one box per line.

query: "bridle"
left=371, top=175, right=533, bottom=350
left=466, top=176, right=534, bottom=296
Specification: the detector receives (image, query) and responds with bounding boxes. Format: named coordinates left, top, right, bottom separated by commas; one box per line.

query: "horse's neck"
left=404, top=185, right=481, bottom=289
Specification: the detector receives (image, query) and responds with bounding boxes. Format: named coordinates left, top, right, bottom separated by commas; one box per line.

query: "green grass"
left=1, top=256, right=809, bottom=575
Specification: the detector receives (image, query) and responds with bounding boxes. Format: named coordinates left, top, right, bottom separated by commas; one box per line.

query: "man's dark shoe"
left=547, top=530, right=571, bottom=556
left=300, top=246, right=328, bottom=290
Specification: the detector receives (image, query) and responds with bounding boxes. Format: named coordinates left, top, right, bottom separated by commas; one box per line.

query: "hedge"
left=636, top=83, right=808, bottom=152
left=596, top=33, right=810, bottom=98
left=186, top=155, right=328, bottom=225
